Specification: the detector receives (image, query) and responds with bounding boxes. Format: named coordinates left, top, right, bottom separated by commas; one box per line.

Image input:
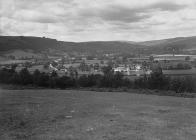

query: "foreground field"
left=0, top=89, right=196, bottom=140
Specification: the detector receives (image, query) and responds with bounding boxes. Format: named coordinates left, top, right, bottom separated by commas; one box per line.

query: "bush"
left=170, top=78, right=185, bottom=93
left=56, top=76, right=76, bottom=89
left=18, top=68, right=33, bottom=85
left=0, top=67, right=195, bottom=94
left=78, top=75, right=89, bottom=87
left=170, top=77, right=196, bottom=93
left=148, top=72, right=170, bottom=90
left=78, top=74, right=101, bottom=87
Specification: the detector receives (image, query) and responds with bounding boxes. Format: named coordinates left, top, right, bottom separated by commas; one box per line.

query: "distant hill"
left=138, top=37, right=187, bottom=46
left=62, top=41, right=145, bottom=54
left=0, top=36, right=60, bottom=52
left=0, top=36, right=196, bottom=55
left=138, top=36, right=196, bottom=54
left=0, top=36, right=145, bottom=54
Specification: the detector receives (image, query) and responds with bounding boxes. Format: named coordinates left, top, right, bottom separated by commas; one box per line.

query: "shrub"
left=56, top=76, right=75, bottom=89
left=170, top=77, right=196, bottom=93
left=0, top=66, right=195, bottom=94
left=18, top=68, right=33, bottom=85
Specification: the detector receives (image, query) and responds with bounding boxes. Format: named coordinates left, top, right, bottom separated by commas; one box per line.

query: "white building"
left=113, top=67, right=130, bottom=75
left=49, top=64, right=58, bottom=71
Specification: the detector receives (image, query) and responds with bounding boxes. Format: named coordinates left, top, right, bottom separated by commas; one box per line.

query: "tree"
left=79, top=62, right=87, bottom=71
left=49, top=71, right=58, bottom=88
left=61, top=56, right=66, bottom=64
left=147, top=67, right=170, bottom=90
left=9, top=55, right=15, bottom=60
left=56, top=76, right=75, bottom=89
left=170, top=78, right=186, bottom=93
left=102, top=66, right=113, bottom=75
left=184, top=63, right=191, bottom=69
left=100, top=60, right=104, bottom=64
left=0, top=67, right=17, bottom=84
left=193, top=59, right=196, bottom=67
left=112, top=72, right=124, bottom=88
left=149, top=56, right=154, bottom=62
left=94, top=63, right=99, bottom=70
left=176, top=63, right=184, bottom=69
left=69, top=66, right=77, bottom=78
left=122, top=56, right=128, bottom=63
left=78, top=75, right=89, bottom=87
left=37, top=72, right=50, bottom=87
left=75, top=70, right=78, bottom=79
left=33, top=69, right=41, bottom=86
left=24, top=62, right=32, bottom=68
left=10, top=64, right=17, bottom=73
left=107, top=60, right=114, bottom=67
left=19, top=68, right=33, bottom=85
left=185, top=56, right=190, bottom=61
left=87, top=55, right=94, bottom=60
left=43, top=62, right=50, bottom=69
left=50, top=70, right=58, bottom=78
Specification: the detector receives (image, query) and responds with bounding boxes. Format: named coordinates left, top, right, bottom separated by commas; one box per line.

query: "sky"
left=0, top=0, right=196, bottom=42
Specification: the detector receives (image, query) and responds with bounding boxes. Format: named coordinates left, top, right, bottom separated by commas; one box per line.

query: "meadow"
left=0, top=89, right=196, bottom=140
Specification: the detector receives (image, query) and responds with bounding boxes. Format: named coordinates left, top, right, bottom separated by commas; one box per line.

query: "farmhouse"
left=114, top=66, right=130, bottom=75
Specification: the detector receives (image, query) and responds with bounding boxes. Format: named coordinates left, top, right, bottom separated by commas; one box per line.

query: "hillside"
left=0, top=36, right=64, bottom=52
left=0, top=36, right=196, bottom=55
left=138, top=37, right=187, bottom=46
left=138, top=36, right=196, bottom=54
left=0, top=36, right=145, bottom=54
left=62, top=41, right=145, bottom=54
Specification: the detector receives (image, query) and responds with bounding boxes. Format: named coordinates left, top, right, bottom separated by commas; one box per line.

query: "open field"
left=163, top=67, right=196, bottom=75
left=0, top=60, right=30, bottom=65
left=0, top=89, right=196, bottom=140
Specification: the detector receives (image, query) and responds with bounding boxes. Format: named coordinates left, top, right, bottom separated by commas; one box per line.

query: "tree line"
left=0, top=66, right=196, bottom=94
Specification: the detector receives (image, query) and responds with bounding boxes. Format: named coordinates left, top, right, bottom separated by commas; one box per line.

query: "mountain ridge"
left=0, top=35, right=196, bottom=55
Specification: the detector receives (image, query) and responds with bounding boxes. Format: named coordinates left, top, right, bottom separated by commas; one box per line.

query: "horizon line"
left=0, top=34, right=196, bottom=43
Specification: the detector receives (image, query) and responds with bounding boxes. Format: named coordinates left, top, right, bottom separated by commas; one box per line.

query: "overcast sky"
left=0, top=0, right=196, bottom=42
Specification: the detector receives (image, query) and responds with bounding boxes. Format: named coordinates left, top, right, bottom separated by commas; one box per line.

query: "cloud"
left=0, top=0, right=196, bottom=41
left=149, top=2, right=186, bottom=11
left=79, top=5, right=150, bottom=23
left=78, top=2, right=186, bottom=23
left=12, top=10, right=60, bottom=23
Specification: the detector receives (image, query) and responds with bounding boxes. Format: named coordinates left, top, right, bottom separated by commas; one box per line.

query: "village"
left=1, top=50, right=196, bottom=79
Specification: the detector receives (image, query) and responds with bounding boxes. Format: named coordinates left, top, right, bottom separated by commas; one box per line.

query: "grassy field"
left=163, top=67, right=196, bottom=75
left=0, top=89, right=196, bottom=140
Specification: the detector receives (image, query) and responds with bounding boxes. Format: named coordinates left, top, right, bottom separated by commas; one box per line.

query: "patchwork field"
left=0, top=89, right=196, bottom=140
left=163, top=67, right=196, bottom=75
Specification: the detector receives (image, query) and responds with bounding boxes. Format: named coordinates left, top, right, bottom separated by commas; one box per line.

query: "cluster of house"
left=1, top=53, right=196, bottom=77
left=48, top=58, right=107, bottom=76
left=113, top=64, right=151, bottom=76
left=113, top=54, right=196, bottom=76
left=47, top=53, right=196, bottom=77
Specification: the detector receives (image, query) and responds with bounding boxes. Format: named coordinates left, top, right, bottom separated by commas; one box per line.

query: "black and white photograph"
left=0, top=0, right=196, bottom=139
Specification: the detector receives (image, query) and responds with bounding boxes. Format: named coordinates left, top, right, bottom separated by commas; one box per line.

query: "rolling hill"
left=0, top=36, right=61, bottom=52
left=0, top=36, right=145, bottom=54
left=0, top=36, right=196, bottom=55
left=138, top=36, right=196, bottom=54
